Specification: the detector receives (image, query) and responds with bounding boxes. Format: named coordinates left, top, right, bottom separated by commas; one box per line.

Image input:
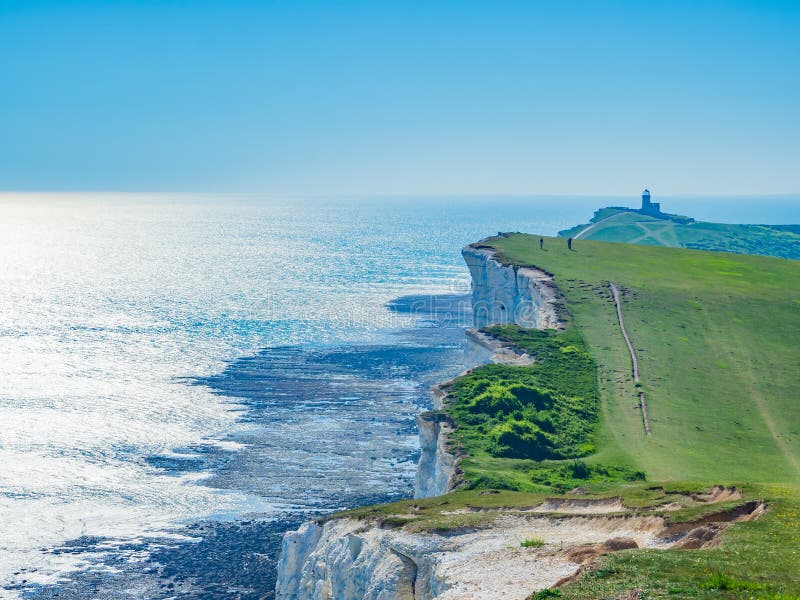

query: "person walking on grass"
left=539, top=237, right=544, bottom=250
left=567, top=237, right=573, bottom=250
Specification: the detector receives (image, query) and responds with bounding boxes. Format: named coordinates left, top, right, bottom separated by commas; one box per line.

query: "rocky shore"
left=274, top=242, right=566, bottom=599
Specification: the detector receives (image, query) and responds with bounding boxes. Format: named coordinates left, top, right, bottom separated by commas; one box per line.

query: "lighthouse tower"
left=641, top=189, right=661, bottom=215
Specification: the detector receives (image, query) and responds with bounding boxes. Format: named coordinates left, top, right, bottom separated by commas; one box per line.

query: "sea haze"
left=0, top=194, right=792, bottom=598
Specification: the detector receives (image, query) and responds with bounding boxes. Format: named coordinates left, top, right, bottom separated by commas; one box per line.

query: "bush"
left=507, top=384, right=554, bottom=410
left=569, top=460, right=591, bottom=480
left=444, top=325, right=600, bottom=483
left=467, top=475, right=521, bottom=491
left=530, top=589, right=561, bottom=599
left=529, top=462, right=646, bottom=492
left=470, top=385, right=523, bottom=416
left=491, top=420, right=554, bottom=460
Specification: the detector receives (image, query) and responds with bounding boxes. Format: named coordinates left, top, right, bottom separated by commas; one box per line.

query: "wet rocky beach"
left=13, top=294, right=483, bottom=599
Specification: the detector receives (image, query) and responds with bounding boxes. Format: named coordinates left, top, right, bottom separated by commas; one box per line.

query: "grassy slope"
left=333, top=235, right=800, bottom=598
left=443, top=327, right=602, bottom=491
left=489, top=234, right=800, bottom=486
left=480, top=236, right=800, bottom=597
left=561, top=208, right=800, bottom=259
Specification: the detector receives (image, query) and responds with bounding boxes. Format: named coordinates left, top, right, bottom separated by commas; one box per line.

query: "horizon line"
left=2, top=190, right=799, bottom=200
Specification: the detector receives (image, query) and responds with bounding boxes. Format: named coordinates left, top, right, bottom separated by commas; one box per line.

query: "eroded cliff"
left=462, top=244, right=564, bottom=330
left=414, top=412, right=459, bottom=499
left=275, top=241, right=567, bottom=599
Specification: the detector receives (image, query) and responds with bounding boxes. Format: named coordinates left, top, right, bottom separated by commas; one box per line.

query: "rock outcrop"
left=414, top=412, right=459, bottom=499
left=466, top=328, right=535, bottom=366
left=275, top=519, right=443, bottom=600
left=462, top=244, right=563, bottom=330
left=275, top=512, right=673, bottom=600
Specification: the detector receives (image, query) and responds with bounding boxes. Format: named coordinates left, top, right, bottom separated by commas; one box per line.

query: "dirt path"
left=629, top=221, right=678, bottom=246
left=609, top=283, right=651, bottom=435
left=728, top=329, right=800, bottom=482
left=746, top=379, right=800, bottom=481
left=573, top=212, right=625, bottom=239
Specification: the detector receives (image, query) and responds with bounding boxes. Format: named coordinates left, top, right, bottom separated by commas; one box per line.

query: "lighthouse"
left=641, top=189, right=661, bottom=215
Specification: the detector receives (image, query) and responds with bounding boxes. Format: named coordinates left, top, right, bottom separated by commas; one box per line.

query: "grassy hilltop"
left=488, top=234, right=800, bottom=485
left=559, top=207, right=800, bottom=260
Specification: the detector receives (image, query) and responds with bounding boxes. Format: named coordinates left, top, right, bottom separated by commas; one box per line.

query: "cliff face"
left=275, top=242, right=564, bottom=599
left=275, top=519, right=445, bottom=600
left=462, top=245, right=562, bottom=330
left=414, top=412, right=459, bottom=499
left=275, top=511, right=683, bottom=600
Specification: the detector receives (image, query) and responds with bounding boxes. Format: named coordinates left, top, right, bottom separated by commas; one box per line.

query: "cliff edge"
left=275, top=242, right=565, bottom=599
left=462, top=244, right=564, bottom=330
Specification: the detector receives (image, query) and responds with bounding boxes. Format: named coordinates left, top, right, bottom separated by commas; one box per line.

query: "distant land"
left=559, top=190, right=800, bottom=260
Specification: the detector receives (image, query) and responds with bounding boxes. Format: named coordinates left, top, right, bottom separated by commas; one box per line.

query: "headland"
left=275, top=231, right=800, bottom=599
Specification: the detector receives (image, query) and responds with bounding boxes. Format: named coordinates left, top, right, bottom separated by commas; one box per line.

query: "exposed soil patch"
left=662, top=500, right=765, bottom=538
left=692, top=485, right=742, bottom=503
left=405, top=490, right=764, bottom=599
left=526, top=497, right=627, bottom=515
left=565, top=536, right=640, bottom=565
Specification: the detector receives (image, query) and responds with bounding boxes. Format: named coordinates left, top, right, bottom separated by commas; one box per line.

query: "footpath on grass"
left=609, top=282, right=651, bottom=435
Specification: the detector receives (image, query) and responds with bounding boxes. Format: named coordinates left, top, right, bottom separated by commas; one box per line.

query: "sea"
left=0, top=193, right=797, bottom=599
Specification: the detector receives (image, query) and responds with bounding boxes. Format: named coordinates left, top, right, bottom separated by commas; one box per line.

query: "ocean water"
left=0, top=193, right=796, bottom=598
left=0, top=194, right=598, bottom=598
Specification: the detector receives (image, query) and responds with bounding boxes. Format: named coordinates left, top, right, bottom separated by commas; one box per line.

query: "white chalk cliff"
left=274, top=510, right=683, bottom=600
left=275, top=519, right=445, bottom=600
left=462, top=244, right=563, bottom=330
left=414, top=412, right=459, bottom=499
left=275, top=242, right=565, bottom=600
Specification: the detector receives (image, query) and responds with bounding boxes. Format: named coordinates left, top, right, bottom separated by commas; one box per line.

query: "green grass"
left=561, top=208, right=800, bottom=259
left=520, top=536, right=545, bottom=548
left=487, top=234, right=800, bottom=486
left=444, top=327, right=597, bottom=463
left=530, top=590, right=562, bottom=599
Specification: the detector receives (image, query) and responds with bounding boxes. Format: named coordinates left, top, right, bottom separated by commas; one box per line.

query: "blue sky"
left=1, top=1, right=798, bottom=195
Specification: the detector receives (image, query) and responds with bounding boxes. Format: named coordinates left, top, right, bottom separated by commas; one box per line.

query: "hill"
left=487, top=234, right=800, bottom=485
left=559, top=207, right=800, bottom=260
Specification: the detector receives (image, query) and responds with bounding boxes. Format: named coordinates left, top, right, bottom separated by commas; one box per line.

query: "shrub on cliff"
left=490, top=419, right=554, bottom=460
left=470, top=385, right=523, bottom=416
left=444, top=326, right=598, bottom=466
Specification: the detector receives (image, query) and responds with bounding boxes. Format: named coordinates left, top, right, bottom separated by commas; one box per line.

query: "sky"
left=1, top=1, right=798, bottom=195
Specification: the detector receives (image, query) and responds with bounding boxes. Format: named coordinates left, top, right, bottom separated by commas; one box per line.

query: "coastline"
left=272, top=236, right=780, bottom=599
left=16, top=293, right=483, bottom=600
left=274, top=241, right=567, bottom=598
